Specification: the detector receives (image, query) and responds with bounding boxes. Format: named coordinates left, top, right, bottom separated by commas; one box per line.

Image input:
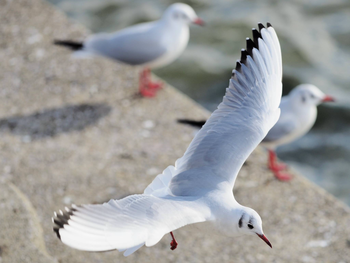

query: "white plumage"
left=56, top=3, right=201, bottom=69
left=262, top=84, right=333, bottom=148
left=54, top=3, right=203, bottom=97
left=53, top=23, right=282, bottom=256
left=261, top=83, right=334, bottom=180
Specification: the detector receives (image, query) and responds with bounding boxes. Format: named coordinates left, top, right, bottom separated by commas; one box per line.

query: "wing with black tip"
left=165, top=23, right=283, bottom=195
left=53, top=195, right=207, bottom=256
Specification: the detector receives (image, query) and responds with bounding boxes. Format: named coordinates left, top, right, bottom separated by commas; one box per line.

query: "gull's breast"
left=146, top=25, right=189, bottom=69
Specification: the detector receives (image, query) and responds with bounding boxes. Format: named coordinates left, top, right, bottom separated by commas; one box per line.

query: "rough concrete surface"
left=0, top=0, right=350, bottom=262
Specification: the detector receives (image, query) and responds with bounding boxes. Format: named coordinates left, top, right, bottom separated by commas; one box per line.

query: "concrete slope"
left=0, top=182, right=57, bottom=263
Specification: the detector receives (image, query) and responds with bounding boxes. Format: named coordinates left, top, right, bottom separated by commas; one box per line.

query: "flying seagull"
left=178, top=84, right=334, bottom=181
left=54, top=3, right=203, bottom=97
left=52, top=22, right=282, bottom=256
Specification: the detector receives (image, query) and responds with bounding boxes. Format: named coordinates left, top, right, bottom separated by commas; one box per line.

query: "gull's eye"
left=248, top=223, right=254, bottom=229
left=310, top=94, right=315, bottom=99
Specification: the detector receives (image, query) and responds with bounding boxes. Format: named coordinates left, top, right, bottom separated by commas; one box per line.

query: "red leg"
left=144, top=68, right=163, bottom=90
left=268, top=150, right=292, bottom=181
left=274, top=171, right=293, bottom=181
left=268, top=150, right=287, bottom=171
left=139, top=69, right=156, bottom=97
left=170, top=231, right=178, bottom=250
left=274, top=163, right=288, bottom=171
left=138, top=68, right=163, bottom=97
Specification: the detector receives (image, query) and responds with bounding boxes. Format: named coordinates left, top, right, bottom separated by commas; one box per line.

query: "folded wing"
left=84, top=22, right=167, bottom=65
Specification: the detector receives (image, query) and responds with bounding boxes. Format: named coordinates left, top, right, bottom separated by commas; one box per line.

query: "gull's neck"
left=286, top=96, right=318, bottom=125
left=287, top=92, right=317, bottom=112
left=207, top=191, right=244, bottom=237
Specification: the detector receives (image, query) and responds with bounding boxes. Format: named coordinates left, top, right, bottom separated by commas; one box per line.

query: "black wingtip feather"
left=246, top=38, right=256, bottom=56
left=235, top=61, right=242, bottom=73
left=258, top=23, right=265, bottom=31
left=53, top=218, right=65, bottom=228
left=53, top=227, right=61, bottom=240
left=54, top=40, right=84, bottom=51
left=233, top=23, right=273, bottom=79
left=57, top=212, right=70, bottom=223
left=52, top=207, right=77, bottom=240
left=252, top=29, right=261, bottom=49
left=177, top=119, right=206, bottom=128
left=240, top=49, right=248, bottom=65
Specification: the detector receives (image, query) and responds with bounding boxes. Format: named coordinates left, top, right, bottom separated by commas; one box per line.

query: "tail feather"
left=177, top=119, right=206, bottom=129
left=123, top=243, right=144, bottom=257
left=54, top=40, right=84, bottom=51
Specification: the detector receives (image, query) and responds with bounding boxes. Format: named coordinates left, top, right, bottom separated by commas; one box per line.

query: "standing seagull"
left=261, top=84, right=334, bottom=181
left=52, top=23, right=282, bottom=256
left=178, top=84, right=334, bottom=181
left=54, top=3, right=203, bottom=97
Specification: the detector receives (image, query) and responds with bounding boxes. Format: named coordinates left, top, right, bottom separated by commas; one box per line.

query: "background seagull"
left=52, top=22, right=282, bottom=256
left=261, top=84, right=334, bottom=180
left=178, top=84, right=334, bottom=181
left=54, top=3, right=203, bottom=97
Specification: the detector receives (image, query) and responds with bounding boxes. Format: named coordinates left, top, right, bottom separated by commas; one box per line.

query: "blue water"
left=47, top=0, right=350, bottom=205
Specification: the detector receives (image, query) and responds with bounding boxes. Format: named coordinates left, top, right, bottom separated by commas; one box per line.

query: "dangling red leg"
left=138, top=68, right=163, bottom=97
left=170, top=231, right=178, bottom=250
left=268, top=149, right=292, bottom=181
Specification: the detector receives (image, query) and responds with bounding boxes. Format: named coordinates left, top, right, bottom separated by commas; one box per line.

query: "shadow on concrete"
left=0, top=103, right=111, bottom=140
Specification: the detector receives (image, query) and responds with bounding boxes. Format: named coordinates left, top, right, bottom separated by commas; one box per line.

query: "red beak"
left=257, top=234, right=272, bottom=248
left=322, top=95, right=335, bottom=102
left=193, top=18, right=205, bottom=26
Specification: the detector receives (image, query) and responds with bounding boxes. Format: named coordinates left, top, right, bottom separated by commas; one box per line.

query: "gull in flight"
left=52, top=23, right=282, bottom=256
left=54, top=3, right=203, bottom=98
left=178, top=84, right=334, bottom=181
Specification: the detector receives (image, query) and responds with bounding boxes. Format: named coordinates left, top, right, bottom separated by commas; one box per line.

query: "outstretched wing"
left=146, top=23, right=282, bottom=196
left=53, top=194, right=207, bottom=256
left=262, top=97, right=297, bottom=144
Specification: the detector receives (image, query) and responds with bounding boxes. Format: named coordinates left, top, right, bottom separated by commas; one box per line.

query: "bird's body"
left=54, top=3, right=202, bottom=97
left=261, top=84, right=334, bottom=180
left=262, top=93, right=317, bottom=149
left=77, top=18, right=190, bottom=69
left=53, top=23, right=281, bottom=256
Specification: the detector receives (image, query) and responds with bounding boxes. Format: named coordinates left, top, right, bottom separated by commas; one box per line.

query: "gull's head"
left=290, top=84, right=335, bottom=106
left=237, top=207, right=272, bottom=248
left=163, top=3, right=204, bottom=26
